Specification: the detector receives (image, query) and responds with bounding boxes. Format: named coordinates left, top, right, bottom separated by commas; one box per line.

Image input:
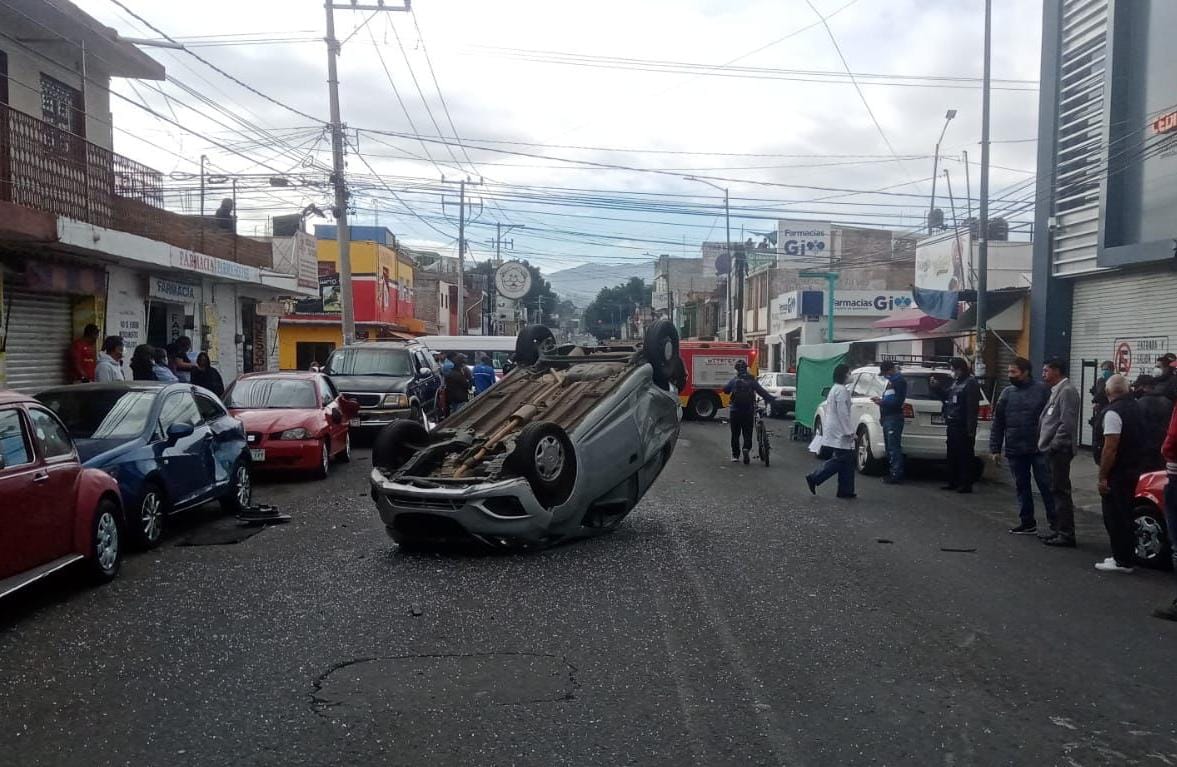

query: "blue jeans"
left=882, top=414, right=905, bottom=480
left=809, top=448, right=855, bottom=496
left=1008, top=452, right=1056, bottom=527
left=1165, top=477, right=1177, bottom=575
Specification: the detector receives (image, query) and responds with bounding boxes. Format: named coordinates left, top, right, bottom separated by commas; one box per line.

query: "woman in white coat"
left=806, top=363, right=856, bottom=499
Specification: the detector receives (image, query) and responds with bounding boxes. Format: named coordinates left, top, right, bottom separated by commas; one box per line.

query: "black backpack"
left=730, top=376, right=755, bottom=408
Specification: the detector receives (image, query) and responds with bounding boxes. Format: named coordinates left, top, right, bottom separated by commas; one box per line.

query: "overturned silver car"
left=369, top=322, right=683, bottom=549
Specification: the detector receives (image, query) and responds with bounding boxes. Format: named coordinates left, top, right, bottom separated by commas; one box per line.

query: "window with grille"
left=40, top=74, right=83, bottom=137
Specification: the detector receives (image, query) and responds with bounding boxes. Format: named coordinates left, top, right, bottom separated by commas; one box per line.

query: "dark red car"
left=1134, top=470, right=1172, bottom=570
left=0, top=391, right=124, bottom=598
left=224, top=372, right=359, bottom=478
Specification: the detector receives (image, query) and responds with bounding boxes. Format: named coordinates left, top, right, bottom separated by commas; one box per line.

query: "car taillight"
left=978, top=404, right=993, bottom=421
left=902, top=403, right=914, bottom=419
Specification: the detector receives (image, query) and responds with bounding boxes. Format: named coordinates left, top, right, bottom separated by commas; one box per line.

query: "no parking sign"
left=1112, top=336, right=1168, bottom=378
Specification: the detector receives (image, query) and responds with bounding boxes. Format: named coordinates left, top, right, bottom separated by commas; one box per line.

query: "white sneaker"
left=730, top=456, right=740, bottom=463
left=1094, top=560, right=1134, bottom=573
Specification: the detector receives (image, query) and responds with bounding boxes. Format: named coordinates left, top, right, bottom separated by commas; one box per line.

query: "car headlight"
left=278, top=428, right=310, bottom=440
left=382, top=393, right=407, bottom=408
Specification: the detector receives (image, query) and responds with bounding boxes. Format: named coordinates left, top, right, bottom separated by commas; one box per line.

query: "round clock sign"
left=495, top=261, right=533, bottom=300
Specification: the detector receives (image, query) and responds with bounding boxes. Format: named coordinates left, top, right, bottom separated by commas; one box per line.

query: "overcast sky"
left=73, top=0, right=1044, bottom=275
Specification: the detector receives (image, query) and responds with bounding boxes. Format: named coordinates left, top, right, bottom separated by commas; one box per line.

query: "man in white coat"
left=806, top=363, right=856, bottom=499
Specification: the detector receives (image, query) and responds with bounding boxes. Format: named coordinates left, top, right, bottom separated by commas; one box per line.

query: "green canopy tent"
left=794, top=342, right=852, bottom=430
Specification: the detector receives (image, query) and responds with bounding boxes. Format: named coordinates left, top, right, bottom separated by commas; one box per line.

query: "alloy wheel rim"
left=344, top=431, right=351, bottom=459
left=662, top=338, right=674, bottom=361
left=237, top=466, right=252, bottom=507
left=1136, top=517, right=1162, bottom=559
left=534, top=436, right=565, bottom=481
left=321, top=442, right=330, bottom=474
left=141, top=493, right=161, bottom=542
left=95, top=511, right=119, bottom=571
left=857, top=435, right=868, bottom=469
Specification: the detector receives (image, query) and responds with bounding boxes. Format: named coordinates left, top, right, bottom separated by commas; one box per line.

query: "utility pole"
left=324, top=1, right=410, bottom=345
left=458, top=178, right=466, bottom=335
left=927, top=109, right=957, bottom=234
left=976, top=0, right=992, bottom=374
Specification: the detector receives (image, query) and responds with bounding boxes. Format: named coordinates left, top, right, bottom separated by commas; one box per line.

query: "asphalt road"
left=2, top=418, right=1175, bottom=766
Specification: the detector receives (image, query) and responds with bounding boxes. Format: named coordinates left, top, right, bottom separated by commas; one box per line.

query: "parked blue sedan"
left=35, top=382, right=252, bottom=548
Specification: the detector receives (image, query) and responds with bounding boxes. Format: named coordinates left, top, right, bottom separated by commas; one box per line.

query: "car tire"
left=856, top=427, right=886, bottom=476
left=643, top=319, right=680, bottom=389
left=508, top=421, right=577, bottom=508
left=687, top=392, right=719, bottom=421
left=314, top=439, right=331, bottom=479
left=336, top=430, right=352, bottom=463
left=515, top=324, right=556, bottom=367
left=1133, top=503, right=1173, bottom=570
left=87, top=497, right=122, bottom=584
left=221, top=461, right=253, bottom=514
left=132, top=481, right=168, bottom=549
left=372, top=420, right=430, bottom=474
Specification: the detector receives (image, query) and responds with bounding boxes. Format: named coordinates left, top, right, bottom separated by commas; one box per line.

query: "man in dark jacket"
left=1150, top=353, right=1177, bottom=401
left=990, top=357, right=1054, bottom=535
left=722, top=359, right=774, bottom=465
left=1093, top=374, right=1145, bottom=574
left=1153, top=403, right=1177, bottom=621
left=871, top=360, right=908, bottom=484
left=933, top=357, right=982, bottom=493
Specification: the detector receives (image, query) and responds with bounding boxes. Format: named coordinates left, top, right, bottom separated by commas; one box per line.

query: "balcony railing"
left=0, top=102, right=270, bottom=269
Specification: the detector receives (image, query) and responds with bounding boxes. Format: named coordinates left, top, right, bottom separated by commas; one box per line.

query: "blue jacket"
left=989, top=378, right=1049, bottom=456
left=472, top=363, right=496, bottom=394
left=878, top=373, right=907, bottom=418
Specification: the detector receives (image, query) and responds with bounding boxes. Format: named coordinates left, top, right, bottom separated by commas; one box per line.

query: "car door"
left=318, top=376, right=348, bottom=449
left=194, top=390, right=241, bottom=489
left=156, top=390, right=211, bottom=506
left=24, top=406, right=83, bottom=560
left=0, top=407, right=54, bottom=579
left=412, top=350, right=439, bottom=414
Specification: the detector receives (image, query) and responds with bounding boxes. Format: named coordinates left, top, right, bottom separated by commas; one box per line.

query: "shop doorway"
left=296, top=342, right=335, bottom=371
left=146, top=302, right=188, bottom=348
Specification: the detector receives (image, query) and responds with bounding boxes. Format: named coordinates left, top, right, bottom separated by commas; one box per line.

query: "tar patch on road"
left=310, top=653, right=577, bottom=717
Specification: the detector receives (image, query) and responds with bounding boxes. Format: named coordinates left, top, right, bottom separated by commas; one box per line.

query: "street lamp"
left=927, top=109, right=957, bottom=234
left=683, top=176, right=737, bottom=341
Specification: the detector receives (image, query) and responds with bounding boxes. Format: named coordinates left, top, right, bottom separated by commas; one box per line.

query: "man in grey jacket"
left=1039, top=358, right=1081, bottom=547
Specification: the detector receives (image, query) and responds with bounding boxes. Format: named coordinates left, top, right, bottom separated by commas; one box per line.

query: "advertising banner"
left=916, top=233, right=969, bottom=290
left=778, top=220, right=830, bottom=261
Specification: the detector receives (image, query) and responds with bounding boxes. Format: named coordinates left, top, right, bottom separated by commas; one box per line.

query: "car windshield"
left=226, top=379, right=318, bottom=409
left=326, top=348, right=412, bottom=377
left=36, top=390, right=156, bottom=440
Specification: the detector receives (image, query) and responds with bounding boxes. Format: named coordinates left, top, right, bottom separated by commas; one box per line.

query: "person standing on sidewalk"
left=933, top=357, right=982, bottom=493
left=69, top=324, right=100, bottom=383
left=990, top=357, right=1054, bottom=535
left=871, top=360, right=908, bottom=484
left=806, top=364, right=856, bottom=499
left=95, top=336, right=128, bottom=382
left=1153, top=404, right=1177, bottom=621
left=1093, top=374, right=1144, bottom=574
left=1039, top=358, right=1081, bottom=547
left=722, top=359, right=774, bottom=464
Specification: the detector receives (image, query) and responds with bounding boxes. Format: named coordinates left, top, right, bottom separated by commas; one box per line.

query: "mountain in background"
left=547, top=260, right=655, bottom=307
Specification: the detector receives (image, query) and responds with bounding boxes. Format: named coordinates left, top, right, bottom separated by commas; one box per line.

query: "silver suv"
left=816, top=364, right=992, bottom=476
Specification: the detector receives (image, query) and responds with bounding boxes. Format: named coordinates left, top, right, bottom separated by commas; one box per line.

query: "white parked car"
left=758, top=371, right=796, bottom=417
left=814, top=364, right=992, bottom=477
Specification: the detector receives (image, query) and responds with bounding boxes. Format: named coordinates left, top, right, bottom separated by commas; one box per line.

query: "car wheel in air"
left=1133, top=503, right=1173, bottom=570
left=132, top=482, right=168, bottom=549
left=221, top=461, right=253, bottom=514
left=372, top=420, right=430, bottom=474
left=88, top=498, right=122, bottom=583
left=515, top=324, right=556, bottom=367
left=643, top=319, right=680, bottom=389
left=856, top=427, right=886, bottom=476
left=508, top=421, right=577, bottom=508
left=336, top=430, right=352, bottom=463
left=315, top=439, right=331, bottom=479
left=688, top=393, right=719, bottom=421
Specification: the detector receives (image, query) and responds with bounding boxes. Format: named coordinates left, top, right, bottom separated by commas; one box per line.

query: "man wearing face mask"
left=990, top=357, right=1054, bottom=535
left=931, top=357, right=982, bottom=493
left=1136, top=355, right=1175, bottom=473
left=1149, top=353, right=1177, bottom=402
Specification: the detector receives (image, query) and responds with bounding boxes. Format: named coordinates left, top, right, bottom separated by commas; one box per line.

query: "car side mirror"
left=339, top=397, right=360, bottom=417
left=418, top=367, right=432, bottom=377
left=166, top=422, right=195, bottom=443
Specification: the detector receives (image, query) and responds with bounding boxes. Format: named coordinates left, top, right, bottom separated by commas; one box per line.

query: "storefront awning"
left=872, top=309, right=947, bottom=331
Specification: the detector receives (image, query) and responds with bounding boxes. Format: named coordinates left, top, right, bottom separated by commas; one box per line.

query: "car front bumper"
left=349, top=408, right=415, bottom=429
left=370, top=470, right=554, bottom=547
left=249, top=439, right=321, bottom=470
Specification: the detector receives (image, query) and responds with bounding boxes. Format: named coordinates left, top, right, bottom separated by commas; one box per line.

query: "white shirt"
left=821, top=383, right=855, bottom=450
left=1103, top=410, right=1122, bottom=436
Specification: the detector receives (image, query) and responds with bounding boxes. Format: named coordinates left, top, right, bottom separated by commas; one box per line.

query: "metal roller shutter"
left=3, top=286, right=73, bottom=392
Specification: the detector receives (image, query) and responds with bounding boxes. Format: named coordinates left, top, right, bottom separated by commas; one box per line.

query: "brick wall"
left=112, top=197, right=273, bottom=269
left=413, top=271, right=442, bottom=335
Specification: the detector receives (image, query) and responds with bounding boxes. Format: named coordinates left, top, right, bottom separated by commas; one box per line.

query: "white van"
left=416, top=336, right=517, bottom=376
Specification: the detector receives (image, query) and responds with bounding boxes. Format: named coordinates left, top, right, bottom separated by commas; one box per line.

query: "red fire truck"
left=676, top=341, right=758, bottom=420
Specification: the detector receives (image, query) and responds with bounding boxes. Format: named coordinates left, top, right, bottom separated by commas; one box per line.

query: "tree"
left=583, top=277, right=651, bottom=341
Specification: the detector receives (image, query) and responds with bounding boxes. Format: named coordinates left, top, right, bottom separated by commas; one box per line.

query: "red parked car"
left=1134, top=470, right=1172, bottom=570
left=0, top=391, right=124, bottom=598
left=224, top=372, right=359, bottom=479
